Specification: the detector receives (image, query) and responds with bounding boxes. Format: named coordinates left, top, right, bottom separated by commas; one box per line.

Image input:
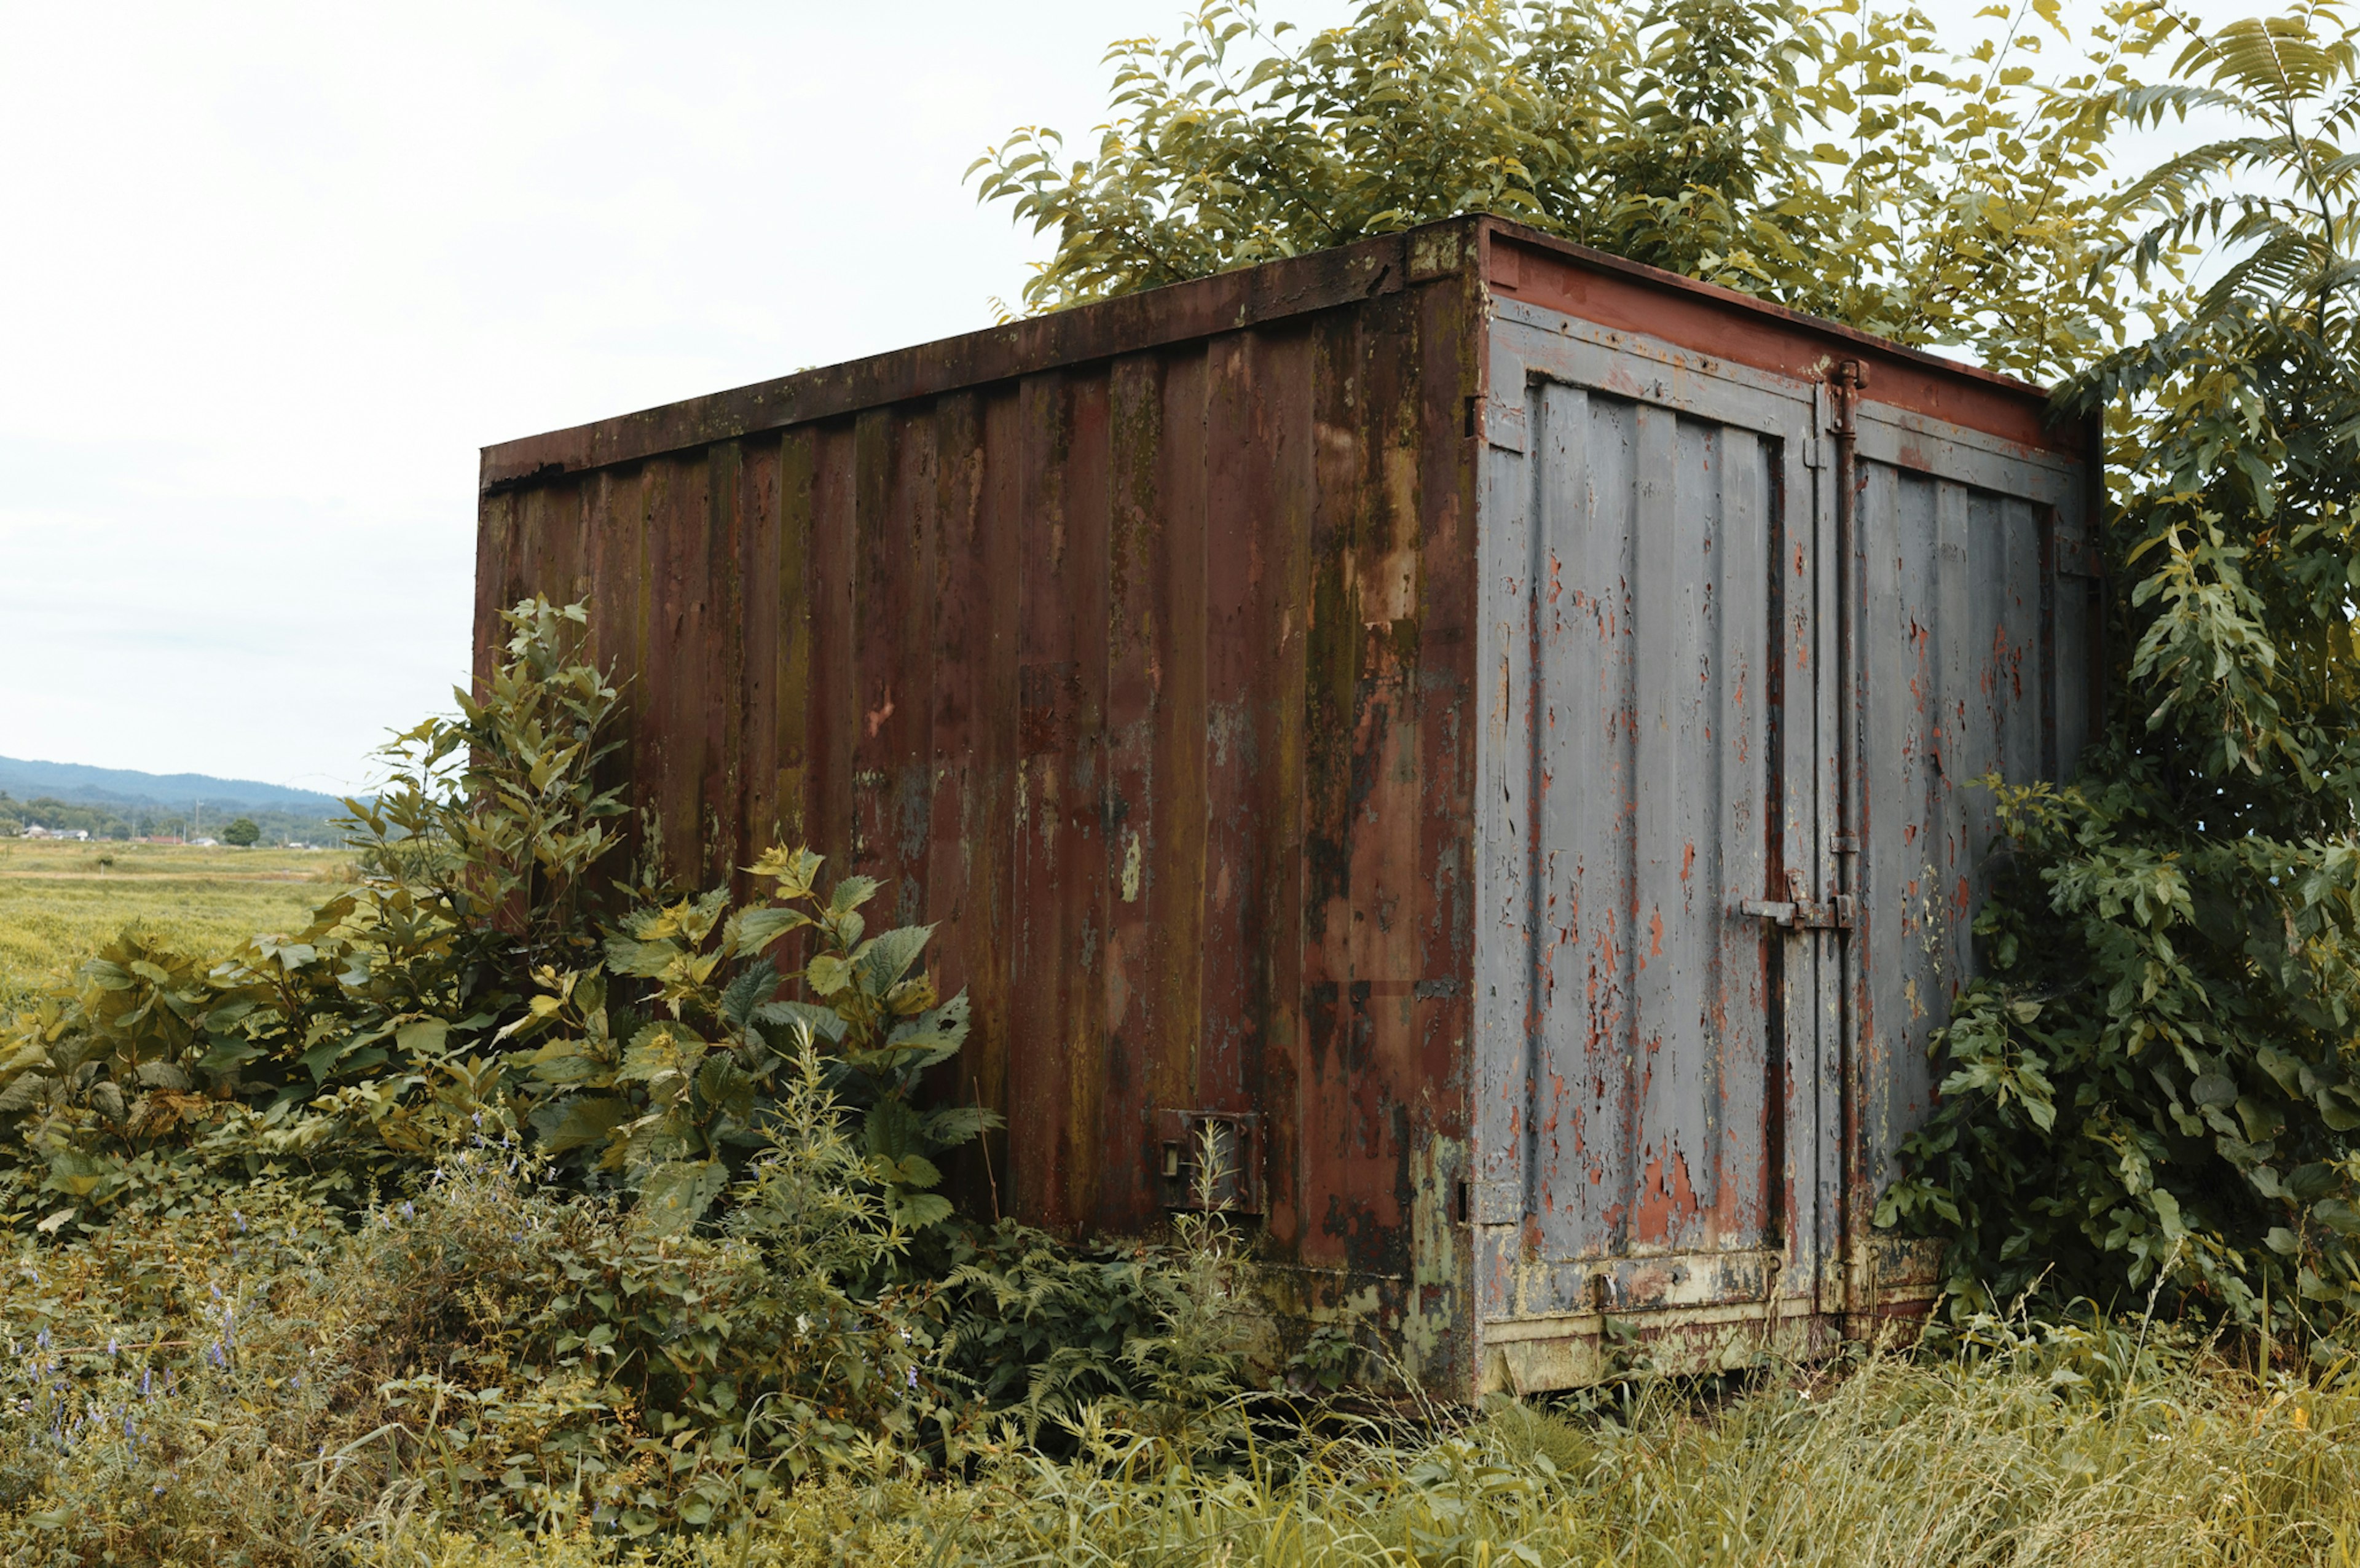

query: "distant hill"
left=0, top=757, right=351, bottom=815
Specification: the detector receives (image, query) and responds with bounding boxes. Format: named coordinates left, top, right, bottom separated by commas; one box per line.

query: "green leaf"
left=2191, top=1072, right=2238, bottom=1108
left=748, top=845, right=825, bottom=899
left=922, top=1103, right=1002, bottom=1148
left=2313, top=1199, right=2360, bottom=1238
left=806, top=954, right=854, bottom=997
left=527, top=1043, right=608, bottom=1086
left=604, top=935, right=680, bottom=979
left=197, top=1037, right=265, bottom=1075
left=891, top=1192, right=954, bottom=1230
left=395, top=1018, right=450, bottom=1057
left=725, top=906, right=813, bottom=958
left=827, top=876, right=881, bottom=917
left=717, top=958, right=779, bottom=1030
left=852, top=924, right=933, bottom=996
left=693, top=1054, right=755, bottom=1124
left=301, top=1035, right=356, bottom=1084
left=636, top=1159, right=728, bottom=1235
left=865, top=1097, right=926, bottom=1162
left=2288, top=1162, right=2339, bottom=1202
left=0, top=1073, right=55, bottom=1113
left=752, top=999, right=848, bottom=1044
left=539, top=1096, right=637, bottom=1154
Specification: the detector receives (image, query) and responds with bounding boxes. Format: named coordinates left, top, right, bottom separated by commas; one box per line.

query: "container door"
left=1473, top=313, right=1835, bottom=1386
left=1842, top=410, right=2094, bottom=1321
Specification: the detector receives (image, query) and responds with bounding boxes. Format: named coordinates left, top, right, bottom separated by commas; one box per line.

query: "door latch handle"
left=1742, top=869, right=1854, bottom=930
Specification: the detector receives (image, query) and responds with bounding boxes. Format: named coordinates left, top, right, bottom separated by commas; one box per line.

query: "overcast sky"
left=0, top=1, right=2262, bottom=795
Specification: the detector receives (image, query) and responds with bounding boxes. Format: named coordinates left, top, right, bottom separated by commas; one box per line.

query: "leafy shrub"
left=0, top=599, right=991, bottom=1250
left=973, top=0, right=2160, bottom=382
left=0, top=598, right=636, bottom=1228
left=1881, top=10, right=2360, bottom=1358
left=0, top=593, right=1273, bottom=1546
left=0, top=1064, right=942, bottom=1546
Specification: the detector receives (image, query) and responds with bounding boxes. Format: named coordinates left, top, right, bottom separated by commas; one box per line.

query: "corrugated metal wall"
left=475, top=236, right=1489, bottom=1392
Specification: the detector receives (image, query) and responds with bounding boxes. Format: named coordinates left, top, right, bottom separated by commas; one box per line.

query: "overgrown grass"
left=9, top=1162, right=2359, bottom=1567
left=361, top=1353, right=2360, bottom=1566
left=0, top=841, right=340, bottom=1009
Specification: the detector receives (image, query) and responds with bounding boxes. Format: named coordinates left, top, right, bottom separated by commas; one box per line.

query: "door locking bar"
left=1742, top=869, right=1854, bottom=931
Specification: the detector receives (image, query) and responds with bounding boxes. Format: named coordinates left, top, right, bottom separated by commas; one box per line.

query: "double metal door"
left=1469, top=302, right=2092, bottom=1390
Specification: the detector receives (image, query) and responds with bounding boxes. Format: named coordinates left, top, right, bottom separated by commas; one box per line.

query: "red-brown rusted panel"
left=1145, top=351, right=1211, bottom=1207
left=852, top=410, right=937, bottom=931
left=916, top=391, right=994, bottom=1211
left=1411, top=262, right=1483, bottom=1390
left=805, top=424, right=859, bottom=880
left=1009, top=372, right=1114, bottom=1233
left=701, top=441, right=746, bottom=890
left=635, top=457, right=689, bottom=869
left=919, top=393, right=981, bottom=1002
left=514, top=475, right=586, bottom=626
left=1198, top=333, right=1278, bottom=1177
left=1253, top=331, right=1312, bottom=1198
left=945, top=386, right=1025, bottom=1217
left=1099, top=351, right=1168, bottom=1234
left=473, top=489, right=516, bottom=697
left=1298, top=299, right=1394, bottom=1276
left=1288, top=310, right=1358, bottom=1264
left=1485, top=226, right=2075, bottom=458
left=770, top=431, right=816, bottom=850
left=596, top=467, right=656, bottom=874
left=736, top=435, right=784, bottom=873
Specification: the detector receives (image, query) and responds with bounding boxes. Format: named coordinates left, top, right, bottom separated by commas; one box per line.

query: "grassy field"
left=0, top=838, right=348, bottom=1008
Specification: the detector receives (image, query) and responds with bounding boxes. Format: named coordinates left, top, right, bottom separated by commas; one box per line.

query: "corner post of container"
left=1826, top=358, right=1873, bottom=1339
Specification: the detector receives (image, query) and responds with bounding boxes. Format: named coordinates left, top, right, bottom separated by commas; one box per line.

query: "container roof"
left=482, top=215, right=2079, bottom=493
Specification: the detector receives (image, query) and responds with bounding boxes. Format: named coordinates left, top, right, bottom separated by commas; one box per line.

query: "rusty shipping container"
left=476, top=216, right=2099, bottom=1398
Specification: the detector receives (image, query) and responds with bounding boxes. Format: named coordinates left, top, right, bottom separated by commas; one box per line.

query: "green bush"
left=1880, top=11, right=2360, bottom=1358
left=0, top=599, right=988, bottom=1247
left=974, top=0, right=2158, bottom=384
left=0, top=1104, right=937, bottom=1547
left=0, top=595, right=1269, bottom=1545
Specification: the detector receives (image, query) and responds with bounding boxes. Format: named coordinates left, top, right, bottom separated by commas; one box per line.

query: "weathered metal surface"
left=474, top=216, right=2093, bottom=1400
left=1464, top=229, right=2094, bottom=1390
left=1474, top=307, right=1837, bottom=1382
left=1847, top=428, right=2096, bottom=1315
left=478, top=227, right=1489, bottom=1397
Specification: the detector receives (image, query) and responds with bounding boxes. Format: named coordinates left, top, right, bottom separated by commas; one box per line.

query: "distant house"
left=21, top=825, right=90, bottom=841
left=190, top=836, right=220, bottom=847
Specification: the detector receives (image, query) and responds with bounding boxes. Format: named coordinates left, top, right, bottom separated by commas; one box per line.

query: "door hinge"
left=1741, top=869, right=1854, bottom=931
left=1825, top=359, right=1867, bottom=436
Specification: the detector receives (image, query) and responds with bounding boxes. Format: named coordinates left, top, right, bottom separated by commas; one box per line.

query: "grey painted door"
left=1846, top=415, right=2094, bottom=1265
left=1473, top=310, right=1835, bottom=1365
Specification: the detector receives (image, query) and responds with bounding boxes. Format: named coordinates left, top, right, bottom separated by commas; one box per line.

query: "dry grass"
left=363, top=1346, right=2360, bottom=1567
left=0, top=839, right=345, bottom=1009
